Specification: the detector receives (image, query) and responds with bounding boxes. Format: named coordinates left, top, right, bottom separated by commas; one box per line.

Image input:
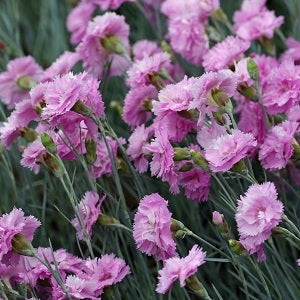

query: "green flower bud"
left=85, top=139, right=97, bottom=164
left=40, top=132, right=57, bottom=154
left=16, top=75, right=36, bottom=91
left=71, top=100, right=93, bottom=118
left=100, top=35, right=126, bottom=55
left=12, top=233, right=35, bottom=257
left=247, top=58, right=259, bottom=81
left=173, top=147, right=191, bottom=161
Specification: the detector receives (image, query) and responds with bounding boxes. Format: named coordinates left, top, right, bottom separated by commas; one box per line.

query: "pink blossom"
left=0, top=56, right=43, bottom=109
left=143, top=130, right=179, bottom=193
left=77, top=12, right=130, bottom=78
left=156, top=245, right=206, bottom=294
left=127, top=52, right=171, bottom=89
left=123, top=85, right=157, bottom=129
left=178, top=168, right=211, bottom=202
left=133, top=193, right=177, bottom=260
left=67, top=1, right=95, bottom=44
left=204, top=129, right=257, bottom=172
left=127, top=124, right=154, bottom=173
left=42, top=51, right=80, bottom=81
left=281, top=38, right=300, bottom=64
left=132, top=40, right=161, bottom=61
left=297, top=259, right=300, bottom=266
left=259, top=121, right=298, bottom=171
left=65, top=275, right=98, bottom=300
left=203, top=36, right=250, bottom=72
left=92, top=0, right=134, bottom=10
left=236, top=182, right=283, bottom=261
left=152, top=77, right=197, bottom=141
left=234, top=58, right=254, bottom=86
left=0, top=208, right=41, bottom=262
left=71, top=191, right=104, bottom=240
left=212, top=211, right=223, bottom=226
left=262, top=59, right=300, bottom=114
left=233, top=0, right=283, bottom=41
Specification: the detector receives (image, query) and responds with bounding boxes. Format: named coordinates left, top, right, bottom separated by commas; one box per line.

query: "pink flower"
left=203, top=36, right=250, bottom=72
left=281, top=38, right=300, bottom=64
left=67, top=1, right=95, bottom=44
left=71, top=191, right=104, bottom=240
left=132, top=40, right=161, bottom=61
left=233, top=0, right=284, bottom=41
left=127, top=124, right=154, bottom=173
left=179, top=168, right=211, bottom=202
left=156, top=245, right=206, bottom=294
left=77, top=12, right=130, bottom=78
left=236, top=182, right=284, bottom=261
left=143, top=130, right=179, bottom=193
left=259, top=121, right=298, bottom=171
left=127, top=52, right=171, bottom=89
left=133, top=193, right=177, bottom=260
left=92, top=0, right=134, bottom=10
left=204, top=129, right=257, bottom=172
left=297, top=259, right=300, bottom=266
left=42, top=51, right=80, bottom=82
left=212, top=211, right=223, bottom=226
left=123, top=85, right=157, bottom=129
left=262, top=59, right=300, bottom=114
left=0, top=56, right=43, bottom=109
left=152, top=76, right=197, bottom=142
left=0, top=208, right=41, bottom=262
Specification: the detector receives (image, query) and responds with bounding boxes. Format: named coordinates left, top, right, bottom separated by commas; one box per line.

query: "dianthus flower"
left=259, top=121, right=298, bottom=171
left=152, top=76, right=197, bottom=142
left=0, top=56, right=43, bottom=109
left=233, top=0, right=284, bottom=41
left=143, top=129, right=179, bottom=193
left=132, top=40, right=161, bottom=61
left=280, top=38, right=300, bottom=64
left=236, top=182, right=284, bottom=261
left=133, top=193, right=177, bottom=260
left=123, top=85, right=157, bottom=129
left=156, top=245, right=206, bottom=294
left=203, top=36, right=250, bottom=72
left=0, top=208, right=41, bottom=262
left=262, top=59, right=300, bottom=114
left=77, top=12, right=130, bottom=78
left=127, top=124, right=154, bottom=173
left=92, top=0, right=134, bottom=10
left=204, top=129, right=257, bottom=172
left=71, top=191, right=104, bottom=240
left=127, top=52, right=171, bottom=89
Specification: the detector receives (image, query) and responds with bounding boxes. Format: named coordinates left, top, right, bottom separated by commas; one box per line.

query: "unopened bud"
left=85, top=139, right=97, bottom=164
left=20, top=127, right=37, bottom=143
left=141, top=98, right=153, bottom=111
left=212, top=110, right=227, bottom=126
left=148, top=72, right=165, bottom=90
left=211, top=8, right=229, bottom=24
left=212, top=211, right=229, bottom=239
left=237, top=83, right=259, bottom=101
left=43, top=153, right=64, bottom=177
left=173, top=147, right=191, bottom=161
left=100, top=35, right=126, bottom=55
left=110, top=101, right=123, bottom=115
left=247, top=58, right=259, bottom=81
left=231, top=159, right=247, bottom=174
left=190, top=150, right=209, bottom=171
left=16, top=75, right=36, bottom=91
left=211, top=89, right=230, bottom=107
left=292, top=139, right=300, bottom=161
left=41, top=132, right=57, bottom=154
left=97, top=213, right=120, bottom=226
left=179, top=162, right=193, bottom=172
left=228, top=239, right=248, bottom=256
left=160, top=40, right=176, bottom=62
left=71, top=101, right=93, bottom=118
left=12, top=234, right=35, bottom=257
left=185, top=275, right=211, bottom=300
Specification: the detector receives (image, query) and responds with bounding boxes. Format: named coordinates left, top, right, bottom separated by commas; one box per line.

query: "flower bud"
left=110, top=101, right=123, bottom=115
left=292, top=139, right=300, bottom=162
left=231, top=159, right=248, bottom=174
left=247, top=58, right=259, bottom=81
left=185, top=275, right=211, bottom=300
left=12, top=233, right=35, bottom=257
left=20, top=127, right=38, bottom=143
left=173, top=147, right=191, bottom=161
left=40, top=132, right=57, bottom=154
left=228, top=239, right=248, bottom=256
left=178, top=162, right=193, bottom=172
left=85, top=139, right=97, bottom=164
left=16, top=75, right=36, bottom=90
left=212, top=211, right=229, bottom=239
left=160, top=40, right=176, bottom=62
left=97, top=213, right=120, bottom=226
left=211, top=89, right=230, bottom=107
left=43, top=153, right=64, bottom=177
left=100, top=35, right=126, bottom=55
left=190, top=150, right=209, bottom=171
left=148, top=72, right=165, bottom=90
left=237, top=83, right=259, bottom=102
left=71, top=101, right=93, bottom=118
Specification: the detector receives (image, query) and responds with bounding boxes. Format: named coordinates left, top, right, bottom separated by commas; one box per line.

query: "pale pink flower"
left=71, top=191, right=104, bottom=240
left=127, top=124, right=154, bottom=173
left=65, top=275, right=98, bottom=300
left=123, top=85, right=157, bottom=129
left=133, top=193, right=177, bottom=260
left=204, top=129, right=257, bottom=172
left=0, top=56, right=43, bottom=109
left=152, top=77, right=197, bottom=141
left=287, top=104, right=300, bottom=123
left=0, top=208, right=41, bottom=262
left=143, top=130, right=179, bottom=193
left=203, top=36, right=250, bottom=72
left=234, top=58, right=254, bottom=86
left=262, top=59, right=300, bottom=114
left=92, top=0, right=135, bottom=10
left=156, top=245, right=206, bottom=294
left=178, top=168, right=211, bottom=202
left=77, top=12, right=130, bottom=78
left=132, top=40, right=161, bottom=61
left=236, top=182, right=284, bottom=261
left=281, top=38, right=300, bottom=64
left=297, top=259, right=300, bottom=266
left=212, top=211, right=223, bottom=226
left=67, top=1, right=95, bottom=44
left=127, top=52, right=171, bottom=89
left=42, top=51, right=80, bottom=81
left=259, top=121, right=298, bottom=171
left=233, top=0, right=283, bottom=41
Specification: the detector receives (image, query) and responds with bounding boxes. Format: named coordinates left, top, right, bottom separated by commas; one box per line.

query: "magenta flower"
left=0, top=208, right=41, bottom=262
left=204, top=129, right=257, bottom=172
left=71, top=191, right=104, bottom=240
left=233, top=0, right=283, bottom=41
left=77, top=12, right=130, bottom=78
left=0, top=56, right=43, bottom=109
left=281, top=38, right=300, bottom=64
left=92, top=0, right=134, bottom=10
left=156, top=245, right=206, bottom=294
left=203, top=36, right=250, bottom=72
left=123, top=85, right=157, bottom=129
left=236, top=182, right=284, bottom=261
left=67, top=1, right=95, bottom=44
left=259, top=121, right=298, bottom=171
left=143, top=130, right=179, bottom=193
left=133, top=193, right=177, bottom=260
